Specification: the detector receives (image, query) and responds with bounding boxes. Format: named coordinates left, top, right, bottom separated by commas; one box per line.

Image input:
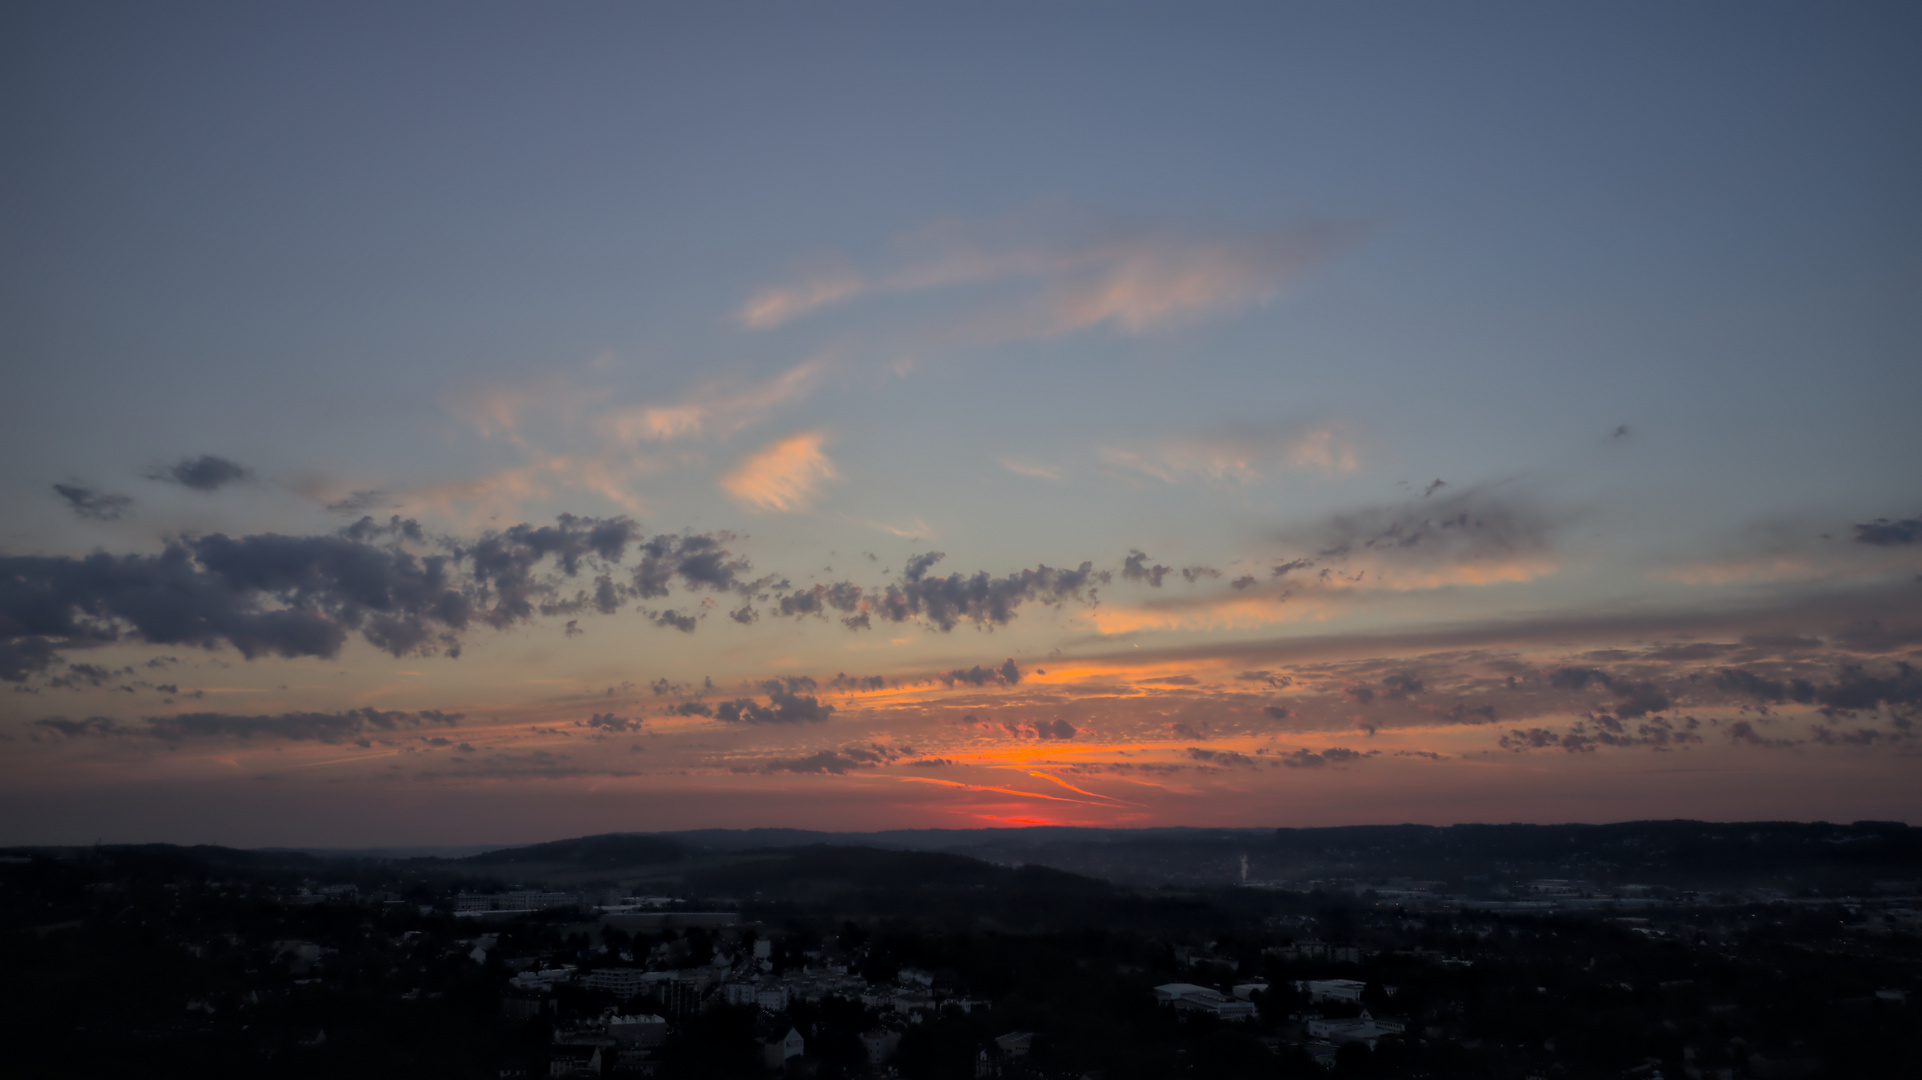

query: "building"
left=758, top=1025, right=805, bottom=1069
left=458, top=890, right=580, bottom=915
left=860, top=1027, right=902, bottom=1064
left=1305, top=979, right=1366, bottom=1003
left=755, top=986, right=790, bottom=1013
left=1307, top=1009, right=1405, bottom=1049
left=607, top=1014, right=669, bottom=1050
left=585, top=967, right=646, bottom=999
left=548, top=1045, right=601, bottom=1077
left=1232, top=981, right=1269, bottom=1001
left=994, top=1031, right=1034, bottom=1057
left=1152, top=983, right=1259, bottom=1020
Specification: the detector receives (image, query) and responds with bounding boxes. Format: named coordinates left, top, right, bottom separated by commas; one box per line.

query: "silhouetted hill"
left=459, top=833, right=688, bottom=870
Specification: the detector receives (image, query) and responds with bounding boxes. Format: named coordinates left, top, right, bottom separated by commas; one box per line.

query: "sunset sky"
left=4, top=3, right=1920, bottom=847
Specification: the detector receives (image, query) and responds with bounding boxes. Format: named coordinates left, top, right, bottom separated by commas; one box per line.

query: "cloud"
left=601, top=357, right=830, bottom=443
left=650, top=609, right=698, bottom=633
left=737, top=264, right=868, bottom=330
left=873, top=551, right=1108, bottom=632
left=1101, top=423, right=1361, bottom=486
left=583, top=712, right=640, bottom=733
left=750, top=744, right=905, bottom=775
left=150, top=455, right=253, bottom=491
left=1498, top=715, right=1703, bottom=754
left=712, top=678, right=836, bottom=725
left=1274, top=746, right=1374, bottom=767
left=1123, top=551, right=1172, bottom=588
left=1716, top=662, right=1922, bottom=718
left=721, top=431, right=838, bottom=512
left=1310, top=487, right=1554, bottom=569
left=1852, top=514, right=1922, bottom=546
left=1187, top=747, right=1258, bottom=768
left=0, top=514, right=757, bottom=679
left=1002, top=718, right=1077, bottom=740
left=53, top=483, right=132, bottom=521
left=997, top=457, right=1062, bottom=481
left=737, top=208, right=1362, bottom=339
left=938, top=659, right=1022, bottom=687
left=34, top=707, right=460, bottom=744
left=325, top=489, right=390, bottom=514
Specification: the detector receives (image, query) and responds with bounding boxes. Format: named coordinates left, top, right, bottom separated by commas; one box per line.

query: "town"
left=3, top=822, right=1916, bottom=1078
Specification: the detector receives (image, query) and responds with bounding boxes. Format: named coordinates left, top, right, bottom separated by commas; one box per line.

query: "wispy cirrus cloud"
left=996, top=457, right=1063, bottom=481
left=721, top=431, right=839, bottom=513
left=1100, top=422, right=1361, bottom=486
left=737, top=206, right=1362, bottom=340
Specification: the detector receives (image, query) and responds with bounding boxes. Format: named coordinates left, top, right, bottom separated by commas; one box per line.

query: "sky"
left=3, top=2, right=1920, bottom=847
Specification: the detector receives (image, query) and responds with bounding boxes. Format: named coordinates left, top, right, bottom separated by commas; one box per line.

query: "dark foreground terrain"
left=2, top=820, right=1917, bottom=1079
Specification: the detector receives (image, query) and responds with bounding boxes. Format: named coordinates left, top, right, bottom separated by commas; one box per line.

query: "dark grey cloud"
left=1382, top=673, right=1424, bottom=699
left=830, top=673, right=888, bottom=691
left=729, top=604, right=758, bottom=625
left=776, top=580, right=865, bottom=618
left=1314, top=488, right=1554, bottom=564
left=1002, top=718, right=1076, bottom=740
left=1, top=514, right=764, bottom=680
left=1181, top=566, right=1221, bottom=584
left=650, top=609, right=698, bottom=633
left=1714, top=662, right=1921, bottom=718
left=325, top=489, right=390, bottom=514
left=712, top=678, right=836, bottom=724
left=1123, top=550, right=1172, bottom=587
left=874, top=552, right=1107, bottom=632
left=630, top=532, right=757, bottom=597
left=1230, top=575, right=1257, bottom=590
left=583, top=712, right=640, bottom=733
left=1140, top=674, right=1198, bottom=685
left=1851, top=514, right=1922, bottom=546
left=151, top=455, right=253, bottom=491
left=1262, top=705, right=1291, bottom=720
left=32, top=716, right=122, bottom=738
left=747, top=743, right=905, bottom=775
left=53, top=483, right=133, bottom=521
left=33, top=707, right=459, bottom=744
left=937, top=659, right=1021, bottom=687
left=1725, top=720, right=1798, bottom=749
left=1187, top=746, right=1258, bottom=767
left=1499, top=715, right=1702, bottom=753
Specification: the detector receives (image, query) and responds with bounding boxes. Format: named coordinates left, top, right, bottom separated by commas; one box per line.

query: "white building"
left=1305, top=979, right=1366, bottom=1003
left=1307, top=1010, right=1405, bottom=1049
left=584, top=967, right=645, bottom=999
left=1152, top=983, right=1258, bottom=1020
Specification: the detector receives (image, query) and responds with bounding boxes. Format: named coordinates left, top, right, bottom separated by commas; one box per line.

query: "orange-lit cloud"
left=735, top=208, right=1360, bottom=338
left=721, top=431, right=838, bottom=512
left=1101, top=423, right=1362, bottom=485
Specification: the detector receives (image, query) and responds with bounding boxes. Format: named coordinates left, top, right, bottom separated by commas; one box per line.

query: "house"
left=548, top=1045, right=601, bottom=1077
left=1304, top=979, right=1366, bottom=1003
left=759, top=1025, right=804, bottom=1069
left=994, top=1031, right=1034, bottom=1057
left=1152, top=984, right=1258, bottom=1020
left=1232, top=981, right=1269, bottom=1001
left=860, top=1026, right=902, bottom=1064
